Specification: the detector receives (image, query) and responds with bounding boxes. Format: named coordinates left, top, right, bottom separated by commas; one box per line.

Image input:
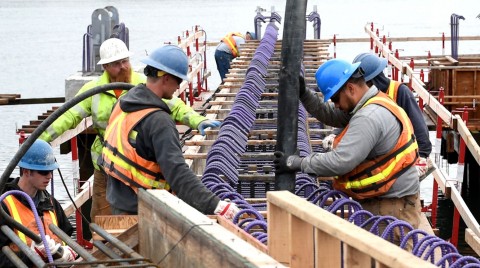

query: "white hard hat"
left=97, top=38, right=133, bottom=65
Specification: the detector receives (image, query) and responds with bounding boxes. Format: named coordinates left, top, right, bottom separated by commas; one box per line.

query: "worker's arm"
left=299, top=84, right=350, bottom=128
left=301, top=105, right=397, bottom=177
left=162, top=96, right=207, bottom=129
left=39, top=82, right=94, bottom=142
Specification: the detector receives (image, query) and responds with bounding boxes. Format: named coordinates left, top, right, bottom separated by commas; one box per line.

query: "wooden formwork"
left=137, top=190, right=284, bottom=268
left=428, top=57, right=480, bottom=129
left=267, top=191, right=437, bottom=268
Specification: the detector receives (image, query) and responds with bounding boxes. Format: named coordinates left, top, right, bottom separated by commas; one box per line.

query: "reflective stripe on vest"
left=101, top=105, right=170, bottom=192
left=3, top=195, right=62, bottom=250
left=222, top=32, right=243, bottom=58
left=332, top=92, right=418, bottom=199
left=386, top=80, right=401, bottom=102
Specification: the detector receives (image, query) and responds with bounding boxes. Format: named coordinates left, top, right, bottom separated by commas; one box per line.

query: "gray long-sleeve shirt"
left=299, top=86, right=419, bottom=198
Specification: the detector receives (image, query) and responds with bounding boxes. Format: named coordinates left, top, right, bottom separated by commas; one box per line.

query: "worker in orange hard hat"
left=215, top=31, right=255, bottom=82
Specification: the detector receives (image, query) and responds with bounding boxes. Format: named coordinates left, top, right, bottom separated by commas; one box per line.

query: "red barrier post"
left=72, top=137, right=92, bottom=249
left=419, top=69, right=425, bottom=110
left=450, top=107, right=469, bottom=247
left=194, top=26, right=203, bottom=96
left=178, top=35, right=186, bottom=103
left=333, top=34, right=337, bottom=58
left=394, top=49, right=400, bottom=81
left=185, top=30, right=194, bottom=106
left=409, top=58, right=414, bottom=91
left=442, top=32, right=445, bottom=56
left=431, top=87, right=445, bottom=228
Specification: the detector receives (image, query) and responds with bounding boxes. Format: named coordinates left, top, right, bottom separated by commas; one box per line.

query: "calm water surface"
left=0, top=0, right=479, bottom=203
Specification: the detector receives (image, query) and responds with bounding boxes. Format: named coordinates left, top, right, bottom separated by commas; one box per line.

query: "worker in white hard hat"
left=40, top=38, right=221, bottom=226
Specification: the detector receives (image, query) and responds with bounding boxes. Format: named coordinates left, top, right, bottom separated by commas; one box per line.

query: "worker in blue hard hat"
left=101, top=45, right=238, bottom=219
left=0, top=140, right=78, bottom=267
left=246, top=31, right=256, bottom=40
left=352, top=53, right=433, bottom=180
left=215, top=31, right=254, bottom=82
left=40, top=38, right=219, bottom=224
left=274, top=59, right=422, bottom=246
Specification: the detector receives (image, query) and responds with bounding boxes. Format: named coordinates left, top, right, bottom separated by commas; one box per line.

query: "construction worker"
left=353, top=53, right=433, bottom=180
left=0, top=140, right=77, bottom=267
left=274, top=59, right=422, bottom=236
left=215, top=32, right=254, bottom=82
left=39, top=38, right=220, bottom=223
left=101, top=45, right=239, bottom=219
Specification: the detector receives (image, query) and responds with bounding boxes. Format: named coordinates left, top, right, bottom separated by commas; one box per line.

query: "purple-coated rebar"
left=348, top=210, right=374, bottom=225
left=380, top=219, right=413, bottom=244
left=448, top=256, right=480, bottom=268
left=399, top=229, right=430, bottom=250
left=233, top=208, right=265, bottom=224
left=244, top=220, right=268, bottom=233
left=423, top=240, right=458, bottom=264
left=326, top=198, right=363, bottom=219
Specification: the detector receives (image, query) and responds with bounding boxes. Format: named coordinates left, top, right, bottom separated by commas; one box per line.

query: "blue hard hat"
left=19, top=140, right=59, bottom=171
left=246, top=31, right=256, bottom=40
left=141, top=45, right=189, bottom=81
left=315, top=59, right=361, bottom=102
left=352, top=53, right=387, bottom=81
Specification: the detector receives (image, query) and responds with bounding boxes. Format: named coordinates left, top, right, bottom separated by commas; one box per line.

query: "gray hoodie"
left=299, top=86, right=419, bottom=198
left=106, top=84, right=220, bottom=214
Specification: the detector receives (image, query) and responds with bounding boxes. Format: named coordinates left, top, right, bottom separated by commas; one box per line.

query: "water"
left=0, top=0, right=479, bottom=203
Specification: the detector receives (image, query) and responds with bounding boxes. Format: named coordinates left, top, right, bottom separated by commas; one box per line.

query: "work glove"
left=417, top=157, right=435, bottom=181
left=55, top=246, right=78, bottom=262
left=30, top=235, right=61, bottom=259
left=273, top=151, right=303, bottom=174
left=299, top=76, right=306, bottom=97
left=197, top=120, right=221, bottom=135
left=322, top=134, right=336, bottom=152
left=214, top=200, right=240, bottom=220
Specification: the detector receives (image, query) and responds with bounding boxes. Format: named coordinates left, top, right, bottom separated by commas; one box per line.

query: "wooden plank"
left=80, top=223, right=139, bottom=264
left=185, top=139, right=323, bottom=146
left=61, top=176, right=93, bottom=217
left=94, top=215, right=138, bottom=230
left=267, top=202, right=290, bottom=265
left=465, top=228, right=480, bottom=256
left=345, top=245, right=371, bottom=267
left=212, top=215, right=268, bottom=254
left=190, top=128, right=333, bottom=136
left=290, top=214, right=314, bottom=267
left=92, top=215, right=138, bottom=241
left=184, top=152, right=274, bottom=160
left=138, top=190, right=284, bottom=268
left=315, top=228, right=341, bottom=268
left=268, top=191, right=437, bottom=268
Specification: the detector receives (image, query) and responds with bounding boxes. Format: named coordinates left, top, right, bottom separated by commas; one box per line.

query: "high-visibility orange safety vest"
left=3, top=195, right=61, bottom=252
left=101, top=104, right=170, bottom=193
left=222, top=32, right=244, bottom=58
left=386, top=80, right=401, bottom=102
left=332, top=92, right=418, bottom=200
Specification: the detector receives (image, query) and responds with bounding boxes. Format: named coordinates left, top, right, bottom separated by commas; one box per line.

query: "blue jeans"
left=214, top=49, right=234, bottom=82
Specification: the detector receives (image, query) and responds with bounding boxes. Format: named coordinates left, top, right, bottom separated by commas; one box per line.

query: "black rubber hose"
left=0, top=82, right=134, bottom=243
left=275, top=0, right=307, bottom=192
